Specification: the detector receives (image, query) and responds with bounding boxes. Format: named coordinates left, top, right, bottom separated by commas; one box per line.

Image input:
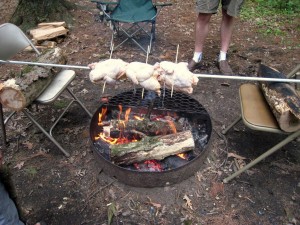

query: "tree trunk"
left=10, top=0, right=76, bottom=31
left=0, top=47, right=66, bottom=111
left=110, top=130, right=195, bottom=165
left=258, top=64, right=300, bottom=132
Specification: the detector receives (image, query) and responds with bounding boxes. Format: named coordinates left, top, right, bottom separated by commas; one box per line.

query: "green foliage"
left=255, top=0, right=299, bottom=14
left=240, top=0, right=299, bottom=37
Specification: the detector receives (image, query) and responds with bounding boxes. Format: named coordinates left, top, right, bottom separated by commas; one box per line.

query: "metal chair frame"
left=222, top=65, right=300, bottom=183
left=0, top=23, right=92, bottom=157
left=92, top=0, right=171, bottom=53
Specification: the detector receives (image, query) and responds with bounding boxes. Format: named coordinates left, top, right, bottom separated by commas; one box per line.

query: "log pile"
left=258, top=64, right=300, bottom=132
left=29, top=22, right=68, bottom=42
left=0, top=47, right=66, bottom=111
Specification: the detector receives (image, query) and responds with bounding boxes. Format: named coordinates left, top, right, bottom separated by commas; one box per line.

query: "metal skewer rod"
left=0, top=59, right=90, bottom=70
left=194, top=73, right=300, bottom=83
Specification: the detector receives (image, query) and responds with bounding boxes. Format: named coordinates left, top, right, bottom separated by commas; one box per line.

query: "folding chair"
left=222, top=74, right=300, bottom=183
left=0, top=23, right=92, bottom=157
left=91, top=0, right=172, bottom=53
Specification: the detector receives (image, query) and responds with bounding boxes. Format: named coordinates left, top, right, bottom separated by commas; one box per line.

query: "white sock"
left=219, top=51, right=227, bottom=61
left=193, top=52, right=202, bottom=63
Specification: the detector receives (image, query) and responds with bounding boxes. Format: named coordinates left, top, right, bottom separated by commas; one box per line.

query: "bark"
left=103, top=118, right=184, bottom=136
left=258, top=64, right=300, bottom=132
left=110, top=130, right=194, bottom=165
left=0, top=47, right=66, bottom=111
left=10, top=0, right=76, bottom=31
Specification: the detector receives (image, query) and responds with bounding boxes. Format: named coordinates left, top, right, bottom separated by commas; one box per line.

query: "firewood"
left=258, top=64, right=300, bottom=132
left=110, top=130, right=194, bottom=165
left=29, top=26, right=68, bottom=41
left=37, top=22, right=67, bottom=28
left=104, top=118, right=185, bottom=136
left=0, top=47, right=66, bottom=111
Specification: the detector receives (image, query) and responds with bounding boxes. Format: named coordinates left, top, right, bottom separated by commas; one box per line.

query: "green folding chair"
left=92, top=0, right=172, bottom=53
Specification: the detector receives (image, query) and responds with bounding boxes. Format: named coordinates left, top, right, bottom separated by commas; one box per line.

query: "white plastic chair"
left=0, top=23, right=92, bottom=157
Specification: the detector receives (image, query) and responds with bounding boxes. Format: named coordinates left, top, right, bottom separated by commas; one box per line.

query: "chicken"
left=125, top=62, right=161, bottom=96
left=88, top=59, right=128, bottom=84
left=156, top=61, right=199, bottom=94
left=139, top=77, right=161, bottom=96
left=125, top=62, right=159, bottom=84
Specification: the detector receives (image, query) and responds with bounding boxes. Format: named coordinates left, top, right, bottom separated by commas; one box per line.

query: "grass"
left=240, top=0, right=299, bottom=39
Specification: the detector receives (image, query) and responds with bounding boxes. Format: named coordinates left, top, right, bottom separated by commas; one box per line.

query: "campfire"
left=90, top=88, right=212, bottom=187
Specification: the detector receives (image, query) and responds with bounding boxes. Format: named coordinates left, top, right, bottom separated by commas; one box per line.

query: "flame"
left=98, top=107, right=107, bottom=125
left=177, top=153, right=188, bottom=160
left=133, top=115, right=144, bottom=121
left=118, top=104, right=122, bottom=120
left=95, top=132, right=138, bottom=145
left=125, top=108, right=131, bottom=122
left=167, top=120, right=177, bottom=134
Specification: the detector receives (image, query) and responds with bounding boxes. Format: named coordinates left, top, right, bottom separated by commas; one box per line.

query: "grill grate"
left=103, top=88, right=206, bottom=114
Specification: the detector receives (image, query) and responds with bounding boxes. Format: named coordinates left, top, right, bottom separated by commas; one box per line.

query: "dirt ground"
left=1, top=0, right=300, bottom=224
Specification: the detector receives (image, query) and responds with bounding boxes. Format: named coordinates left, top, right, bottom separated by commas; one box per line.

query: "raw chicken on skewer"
left=125, top=61, right=161, bottom=96
left=88, top=58, right=128, bottom=85
left=157, top=61, right=199, bottom=94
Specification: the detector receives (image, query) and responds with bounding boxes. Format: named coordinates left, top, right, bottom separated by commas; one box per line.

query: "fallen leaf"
left=209, top=182, right=224, bottom=198
left=22, top=141, right=33, bottom=150
left=107, top=202, right=117, bottom=225
left=14, top=161, right=25, bottom=170
left=146, top=197, right=161, bottom=208
left=228, top=152, right=246, bottom=160
left=183, top=194, right=193, bottom=210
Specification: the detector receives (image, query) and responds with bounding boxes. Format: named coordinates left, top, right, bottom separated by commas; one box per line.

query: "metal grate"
left=104, top=88, right=207, bottom=114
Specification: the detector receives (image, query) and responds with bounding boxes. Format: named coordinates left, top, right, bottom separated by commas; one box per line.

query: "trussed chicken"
left=139, top=77, right=161, bottom=96
left=157, top=61, right=199, bottom=94
left=88, top=59, right=128, bottom=84
left=125, top=62, right=159, bottom=84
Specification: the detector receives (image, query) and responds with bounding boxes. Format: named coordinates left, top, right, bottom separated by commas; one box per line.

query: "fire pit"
left=90, top=88, right=212, bottom=187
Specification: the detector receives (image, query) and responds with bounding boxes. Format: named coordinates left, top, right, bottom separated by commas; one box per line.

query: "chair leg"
left=222, top=115, right=242, bottom=135
left=50, top=88, right=92, bottom=136
left=0, top=104, right=7, bottom=148
left=223, top=129, right=300, bottom=183
left=23, top=109, right=70, bottom=157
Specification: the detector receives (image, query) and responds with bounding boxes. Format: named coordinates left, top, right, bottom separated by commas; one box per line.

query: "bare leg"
left=194, top=13, right=212, bottom=52
left=220, top=8, right=235, bottom=53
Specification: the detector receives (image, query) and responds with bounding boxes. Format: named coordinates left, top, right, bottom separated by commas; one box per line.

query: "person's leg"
left=195, top=13, right=212, bottom=53
left=188, top=0, right=219, bottom=72
left=0, top=182, right=24, bottom=225
left=217, top=8, right=235, bottom=75
left=220, top=8, right=234, bottom=57
left=188, top=13, right=212, bottom=71
left=218, top=0, right=245, bottom=75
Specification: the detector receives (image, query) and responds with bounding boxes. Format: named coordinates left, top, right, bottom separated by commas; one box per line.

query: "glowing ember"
left=134, top=160, right=162, bottom=172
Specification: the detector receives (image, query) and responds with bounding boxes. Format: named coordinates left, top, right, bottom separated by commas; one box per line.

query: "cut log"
left=29, top=26, right=68, bottom=41
left=0, top=47, right=66, bottom=111
left=103, top=118, right=185, bottom=136
left=37, top=22, right=67, bottom=28
left=110, top=130, right=194, bottom=165
left=258, top=64, right=300, bottom=132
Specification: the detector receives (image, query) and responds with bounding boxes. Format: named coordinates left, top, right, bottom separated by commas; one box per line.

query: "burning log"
left=0, top=48, right=66, bottom=111
left=104, top=118, right=185, bottom=136
left=110, top=130, right=194, bottom=165
left=258, top=64, right=300, bottom=132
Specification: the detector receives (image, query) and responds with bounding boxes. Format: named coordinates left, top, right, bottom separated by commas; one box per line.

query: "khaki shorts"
left=196, top=0, right=244, bottom=17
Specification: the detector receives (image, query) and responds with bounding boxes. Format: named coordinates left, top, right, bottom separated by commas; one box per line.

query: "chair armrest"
left=154, top=2, right=172, bottom=7
left=91, top=0, right=118, bottom=5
